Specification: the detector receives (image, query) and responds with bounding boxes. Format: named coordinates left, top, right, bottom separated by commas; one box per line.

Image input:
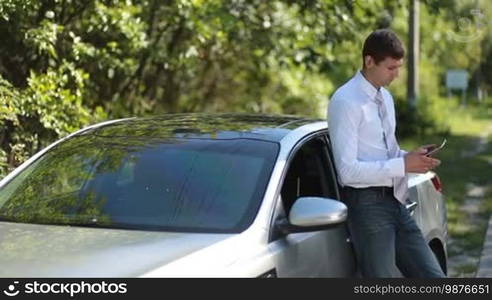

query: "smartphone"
left=425, top=138, right=447, bottom=156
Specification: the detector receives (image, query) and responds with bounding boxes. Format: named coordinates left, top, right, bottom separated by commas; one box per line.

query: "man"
left=327, top=29, right=445, bottom=278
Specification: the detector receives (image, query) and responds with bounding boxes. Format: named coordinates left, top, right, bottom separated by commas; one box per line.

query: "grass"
left=455, top=264, right=479, bottom=276
left=400, top=99, right=492, bottom=277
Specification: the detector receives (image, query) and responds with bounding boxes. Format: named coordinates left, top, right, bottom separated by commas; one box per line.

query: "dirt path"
left=447, top=126, right=492, bottom=277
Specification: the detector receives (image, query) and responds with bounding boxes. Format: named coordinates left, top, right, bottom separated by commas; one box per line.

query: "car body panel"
left=268, top=228, right=356, bottom=277
left=0, top=221, right=233, bottom=277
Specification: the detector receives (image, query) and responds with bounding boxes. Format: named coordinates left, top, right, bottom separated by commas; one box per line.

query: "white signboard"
left=446, top=69, right=468, bottom=90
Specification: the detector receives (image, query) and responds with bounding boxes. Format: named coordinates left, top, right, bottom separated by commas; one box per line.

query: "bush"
left=395, top=95, right=454, bottom=139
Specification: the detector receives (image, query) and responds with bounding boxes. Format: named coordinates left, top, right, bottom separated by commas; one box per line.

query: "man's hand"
left=420, top=144, right=437, bottom=155
left=404, top=146, right=441, bottom=173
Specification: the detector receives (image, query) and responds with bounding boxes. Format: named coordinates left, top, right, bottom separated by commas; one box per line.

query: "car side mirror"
left=275, top=197, right=347, bottom=235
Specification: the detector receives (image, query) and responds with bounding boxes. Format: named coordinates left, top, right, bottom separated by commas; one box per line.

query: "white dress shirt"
left=327, top=70, right=407, bottom=188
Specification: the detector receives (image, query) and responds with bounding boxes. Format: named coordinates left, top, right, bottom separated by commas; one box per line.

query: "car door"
left=267, top=134, right=357, bottom=277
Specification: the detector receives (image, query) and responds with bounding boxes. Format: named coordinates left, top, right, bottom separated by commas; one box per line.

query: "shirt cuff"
left=387, top=157, right=406, bottom=178
left=399, top=150, right=409, bottom=158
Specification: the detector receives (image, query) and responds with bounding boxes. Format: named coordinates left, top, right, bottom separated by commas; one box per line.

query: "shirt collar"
left=355, top=70, right=380, bottom=102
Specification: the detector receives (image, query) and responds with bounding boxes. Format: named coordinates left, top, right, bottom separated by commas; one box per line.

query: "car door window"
left=322, top=134, right=341, bottom=201
left=280, top=136, right=339, bottom=215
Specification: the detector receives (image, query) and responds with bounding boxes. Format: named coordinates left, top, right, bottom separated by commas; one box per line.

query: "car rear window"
left=0, top=135, right=279, bottom=233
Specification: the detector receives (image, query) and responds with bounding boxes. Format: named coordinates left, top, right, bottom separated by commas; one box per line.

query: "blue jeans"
left=343, top=187, right=446, bottom=278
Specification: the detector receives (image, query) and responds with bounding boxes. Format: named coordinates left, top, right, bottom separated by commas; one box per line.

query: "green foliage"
left=395, top=95, right=453, bottom=139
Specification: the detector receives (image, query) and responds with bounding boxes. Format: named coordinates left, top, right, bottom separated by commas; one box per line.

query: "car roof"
left=81, top=113, right=326, bottom=142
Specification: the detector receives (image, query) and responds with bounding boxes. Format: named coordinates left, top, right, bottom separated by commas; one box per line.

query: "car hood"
left=0, top=222, right=235, bottom=277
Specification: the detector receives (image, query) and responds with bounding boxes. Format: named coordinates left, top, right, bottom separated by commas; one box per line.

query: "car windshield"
left=0, top=134, right=279, bottom=233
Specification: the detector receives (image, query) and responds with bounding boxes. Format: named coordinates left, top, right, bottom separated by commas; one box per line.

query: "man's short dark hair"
left=362, top=29, right=405, bottom=66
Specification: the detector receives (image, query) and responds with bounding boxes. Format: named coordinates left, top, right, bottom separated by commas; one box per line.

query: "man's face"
left=365, top=56, right=403, bottom=87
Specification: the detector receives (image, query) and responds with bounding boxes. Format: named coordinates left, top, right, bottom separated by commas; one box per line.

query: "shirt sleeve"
left=328, top=96, right=406, bottom=187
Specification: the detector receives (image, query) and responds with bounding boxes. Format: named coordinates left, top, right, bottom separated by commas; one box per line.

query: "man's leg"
left=350, top=224, right=399, bottom=277
left=345, top=189, right=400, bottom=277
left=395, top=203, right=446, bottom=278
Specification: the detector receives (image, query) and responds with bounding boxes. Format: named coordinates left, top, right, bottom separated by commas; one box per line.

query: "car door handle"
left=406, top=201, right=418, bottom=212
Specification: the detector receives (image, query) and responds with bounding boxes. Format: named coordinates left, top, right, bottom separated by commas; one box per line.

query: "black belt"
left=343, top=185, right=394, bottom=197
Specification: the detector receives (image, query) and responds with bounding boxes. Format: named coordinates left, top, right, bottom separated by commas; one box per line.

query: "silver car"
left=0, top=113, right=447, bottom=277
